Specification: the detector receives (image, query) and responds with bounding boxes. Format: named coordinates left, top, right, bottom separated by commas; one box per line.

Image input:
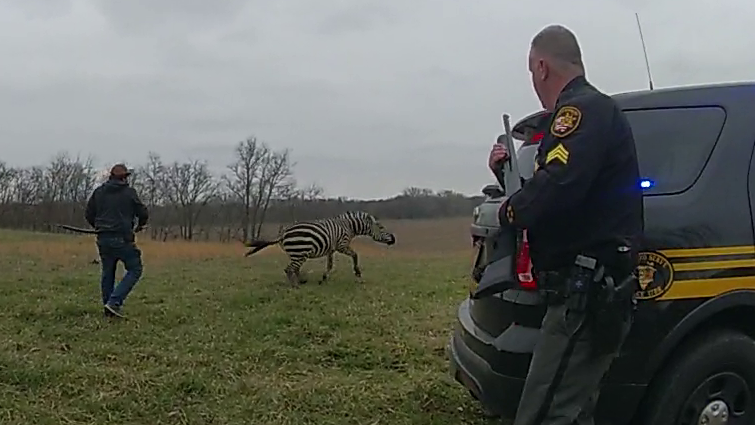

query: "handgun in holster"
left=564, top=254, right=602, bottom=312
left=588, top=249, right=639, bottom=354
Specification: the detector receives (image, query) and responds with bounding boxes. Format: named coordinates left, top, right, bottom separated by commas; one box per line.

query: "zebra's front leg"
left=337, top=246, right=362, bottom=282
left=284, top=259, right=307, bottom=287
left=319, top=253, right=334, bottom=285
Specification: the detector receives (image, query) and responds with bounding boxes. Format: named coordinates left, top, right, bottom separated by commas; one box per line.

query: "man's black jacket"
left=85, top=179, right=149, bottom=236
left=500, top=76, right=644, bottom=272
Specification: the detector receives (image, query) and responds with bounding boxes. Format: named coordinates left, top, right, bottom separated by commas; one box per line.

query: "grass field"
left=0, top=218, right=500, bottom=425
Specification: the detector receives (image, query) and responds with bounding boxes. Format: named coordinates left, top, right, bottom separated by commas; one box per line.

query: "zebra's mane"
left=279, top=211, right=376, bottom=236
left=333, top=211, right=374, bottom=235
left=335, top=210, right=371, bottom=220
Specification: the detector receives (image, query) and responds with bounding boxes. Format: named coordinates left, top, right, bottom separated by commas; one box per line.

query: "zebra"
left=243, top=211, right=396, bottom=286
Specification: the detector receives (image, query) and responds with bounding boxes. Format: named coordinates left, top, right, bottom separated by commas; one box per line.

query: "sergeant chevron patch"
left=545, top=143, right=569, bottom=165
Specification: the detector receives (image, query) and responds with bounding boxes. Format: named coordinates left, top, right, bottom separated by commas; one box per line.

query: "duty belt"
left=537, top=270, right=569, bottom=305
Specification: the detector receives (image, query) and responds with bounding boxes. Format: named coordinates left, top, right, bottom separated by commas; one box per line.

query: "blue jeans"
left=96, top=236, right=143, bottom=307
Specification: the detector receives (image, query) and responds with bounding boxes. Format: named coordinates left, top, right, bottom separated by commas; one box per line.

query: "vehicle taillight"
left=515, top=230, right=537, bottom=289
left=522, top=131, right=544, bottom=146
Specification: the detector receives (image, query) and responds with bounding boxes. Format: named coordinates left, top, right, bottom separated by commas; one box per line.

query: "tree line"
left=0, top=137, right=484, bottom=243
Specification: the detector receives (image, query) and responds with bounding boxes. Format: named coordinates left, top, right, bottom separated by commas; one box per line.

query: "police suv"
left=449, top=82, right=755, bottom=425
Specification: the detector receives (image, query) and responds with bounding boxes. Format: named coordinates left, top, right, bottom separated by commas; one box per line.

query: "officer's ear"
left=536, top=59, right=549, bottom=81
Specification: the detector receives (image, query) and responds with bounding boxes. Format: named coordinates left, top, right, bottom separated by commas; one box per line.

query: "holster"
left=541, top=254, right=637, bottom=355
left=538, top=255, right=600, bottom=311
left=589, top=272, right=637, bottom=355
left=564, top=260, right=595, bottom=312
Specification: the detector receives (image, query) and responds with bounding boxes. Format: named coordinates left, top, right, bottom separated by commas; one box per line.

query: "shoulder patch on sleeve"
left=550, top=105, right=582, bottom=138
left=545, top=143, right=569, bottom=165
left=505, top=204, right=515, bottom=223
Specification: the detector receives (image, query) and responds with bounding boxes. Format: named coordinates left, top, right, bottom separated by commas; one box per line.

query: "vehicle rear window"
left=517, top=144, right=539, bottom=180
left=624, top=106, right=726, bottom=195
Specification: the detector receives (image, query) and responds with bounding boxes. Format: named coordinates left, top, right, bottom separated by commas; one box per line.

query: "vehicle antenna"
left=635, top=12, right=654, bottom=90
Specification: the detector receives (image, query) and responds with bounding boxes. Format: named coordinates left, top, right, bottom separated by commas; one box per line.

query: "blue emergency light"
left=640, top=179, right=654, bottom=189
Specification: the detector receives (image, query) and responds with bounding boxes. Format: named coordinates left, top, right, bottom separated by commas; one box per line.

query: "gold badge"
left=545, top=143, right=569, bottom=165
left=635, top=251, right=674, bottom=300
left=550, top=105, right=582, bottom=138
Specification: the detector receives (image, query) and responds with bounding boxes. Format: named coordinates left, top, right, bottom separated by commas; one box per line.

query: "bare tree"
left=0, top=162, right=18, bottom=225
left=223, top=137, right=295, bottom=240
left=133, top=152, right=169, bottom=240
left=251, top=147, right=294, bottom=239
left=162, top=159, right=218, bottom=240
left=224, top=137, right=264, bottom=242
left=34, top=153, right=98, bottom=228
left=402, top=187, right=435, bottom=197
left=281, top=181, right=324, bottom=222
left=0, top=162, right=17, bottom=204
left=212, top=189, right=238, bottom=242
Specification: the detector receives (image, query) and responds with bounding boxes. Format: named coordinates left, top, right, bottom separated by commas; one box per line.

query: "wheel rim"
left=677, top=372, right=753, bottom=425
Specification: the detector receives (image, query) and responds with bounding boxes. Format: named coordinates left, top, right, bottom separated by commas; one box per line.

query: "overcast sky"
left=1, top=0, right=753, bottom=199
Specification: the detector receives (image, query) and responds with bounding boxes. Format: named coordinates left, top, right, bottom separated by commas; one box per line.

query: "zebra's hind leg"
left=337, top=246, right=362, bottom=282
left=319, top=253, right=334, bottom=284
left=284, top=267, right=302, bottom=287
left=284, top=258, right=307, bottom=287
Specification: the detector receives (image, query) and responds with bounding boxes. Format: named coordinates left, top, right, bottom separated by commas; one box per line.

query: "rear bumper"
left=447, top=325, right=525, bottom=419
left=448, top=300, right=648, bottom=424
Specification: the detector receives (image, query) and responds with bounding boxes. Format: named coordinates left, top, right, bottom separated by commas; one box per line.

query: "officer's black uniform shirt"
left=500, top=76, right=644, bottom=272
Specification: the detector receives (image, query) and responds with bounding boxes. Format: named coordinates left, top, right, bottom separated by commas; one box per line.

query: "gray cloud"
left=314, top=2, right=401, bottom=36
left=91, top=0, right=250, bottom=35
left=1, top=0, right=754, bottom=198
left=5, top=0, right=74, bottom=20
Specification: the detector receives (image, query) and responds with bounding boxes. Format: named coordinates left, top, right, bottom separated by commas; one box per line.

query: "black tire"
left=465, top=390, right=501, bottom=418
left=637, top=329, right=755, bottom=425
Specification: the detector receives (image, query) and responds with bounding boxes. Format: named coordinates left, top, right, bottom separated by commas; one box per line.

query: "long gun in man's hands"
left=493, top=113, right=522, bottom=195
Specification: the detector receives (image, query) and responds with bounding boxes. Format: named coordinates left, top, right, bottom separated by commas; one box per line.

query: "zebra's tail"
left=243, top=238, right=280, bottom=257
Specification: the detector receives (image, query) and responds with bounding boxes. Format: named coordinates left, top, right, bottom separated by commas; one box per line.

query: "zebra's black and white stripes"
left=243, top=211, right=396, bottom=286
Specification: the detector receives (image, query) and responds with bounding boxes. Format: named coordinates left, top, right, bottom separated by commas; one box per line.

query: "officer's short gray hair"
left=530, top=25, right=585, bottom=72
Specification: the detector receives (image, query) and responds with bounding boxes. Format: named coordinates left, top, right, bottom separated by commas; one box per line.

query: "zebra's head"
left=364, top=214, right=396, bottom=246
left=341, top=211, right=396, bottom=246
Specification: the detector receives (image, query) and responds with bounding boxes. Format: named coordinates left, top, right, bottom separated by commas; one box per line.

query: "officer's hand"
left=489, top=144, right=510, bottom=170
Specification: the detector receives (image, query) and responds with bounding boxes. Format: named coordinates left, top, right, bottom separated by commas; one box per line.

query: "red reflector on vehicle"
left=531, top=131, right=544, bottom=142
left=515, top=230, right=538, bottom=290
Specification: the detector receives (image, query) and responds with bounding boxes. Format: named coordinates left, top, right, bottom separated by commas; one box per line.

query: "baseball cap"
left=110, top=163, right=132, bottom=178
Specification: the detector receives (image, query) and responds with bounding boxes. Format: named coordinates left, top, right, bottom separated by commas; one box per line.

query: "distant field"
left=0, top=218, right=497, bottom=425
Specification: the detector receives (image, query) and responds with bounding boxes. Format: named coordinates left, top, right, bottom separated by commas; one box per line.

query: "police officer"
left=489, top=25, right=644, bottom=424
left=85, top=164, right=149, bottom=318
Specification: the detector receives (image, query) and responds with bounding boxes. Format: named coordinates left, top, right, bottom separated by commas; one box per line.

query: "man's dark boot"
left=104, top=304, right=125, bottom=318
